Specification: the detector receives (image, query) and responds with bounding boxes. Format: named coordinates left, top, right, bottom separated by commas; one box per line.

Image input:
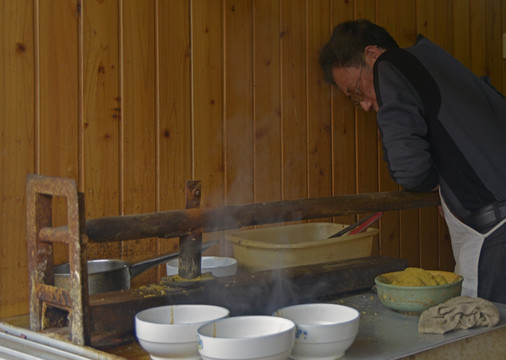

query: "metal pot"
left=54, top=242, right=215, bottom=294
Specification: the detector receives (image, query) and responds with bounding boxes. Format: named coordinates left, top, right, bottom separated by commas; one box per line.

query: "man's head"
left=319, top=19, right=398, bottom=112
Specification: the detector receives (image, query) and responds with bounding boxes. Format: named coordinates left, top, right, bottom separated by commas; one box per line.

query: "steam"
left=202, top=265, right=331, bottom=317
left=196, top=165, right=332, bottom=315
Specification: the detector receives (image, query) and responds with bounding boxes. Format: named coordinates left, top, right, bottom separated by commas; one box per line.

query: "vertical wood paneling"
left=39, top=0, right=79, bottom=178
left=192, top=0, right=224, bottom=208
left=0, top=0, right=34, bottom=318
left=39, top=0, right=79, bottom=265
left=2, top=0, right=505, bottom=318
left=157, top=0, right=192, bottom=257
left=377, top=149, right=401, bottom=258
left=281, top=0, right=307, bottom=202
left=308, top=0, right=332, bottom=208
left=224, top=0, right=254, bottom=205
left=82, top=0, right=121, bottom=260
left=253, top=0, right=282, bottom=203
left=355, top=0, right=376, bottom=20
left=121, top=0, right=157, bottom=286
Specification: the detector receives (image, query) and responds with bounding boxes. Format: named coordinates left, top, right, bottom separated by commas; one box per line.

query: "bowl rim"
left=135, top=304, right=230, bottom=324
left=225, top=222, right=379, bottom=250
left=273, top=302, right=360, bottom=326
left=135, top=304, right=230, bottom=344
left=375, top=270, right=463, bottom=290
left=197, top=316, right=296, bottom=359
left=136, top=337, right=195, bottom=346
left=197, top=315, right=296, bottom=340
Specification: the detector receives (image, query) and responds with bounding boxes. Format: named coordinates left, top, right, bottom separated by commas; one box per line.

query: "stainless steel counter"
left=2, top=292, right=505, bottom=359
left=337, top=292, right=506, bottom=359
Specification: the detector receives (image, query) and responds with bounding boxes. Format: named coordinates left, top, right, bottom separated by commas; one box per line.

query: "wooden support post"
left=178, top=180, right=203, bottom=279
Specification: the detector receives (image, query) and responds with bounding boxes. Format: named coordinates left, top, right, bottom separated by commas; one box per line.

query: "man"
left=319, top=19, right=506, bottom=303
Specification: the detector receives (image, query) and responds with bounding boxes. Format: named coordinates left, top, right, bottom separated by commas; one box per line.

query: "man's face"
left=331, top=66, right=378, bottom=112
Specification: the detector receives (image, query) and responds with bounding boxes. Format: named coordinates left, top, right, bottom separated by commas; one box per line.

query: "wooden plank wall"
left=1, top=0, right=505, bottom=318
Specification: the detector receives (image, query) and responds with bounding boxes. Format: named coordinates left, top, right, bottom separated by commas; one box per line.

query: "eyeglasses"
left=348, top=67, right=363, bottom=107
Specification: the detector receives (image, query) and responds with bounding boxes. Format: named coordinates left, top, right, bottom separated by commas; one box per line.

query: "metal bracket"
left=26, top=175, right=90, bottom=345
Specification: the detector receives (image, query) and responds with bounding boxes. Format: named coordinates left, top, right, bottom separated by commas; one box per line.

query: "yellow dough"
left=390, top=267, right=449, bottom=286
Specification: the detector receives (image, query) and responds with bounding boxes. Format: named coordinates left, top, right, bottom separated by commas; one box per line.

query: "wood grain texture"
left=82, top=0, right=121, bottom=261
left=38, top=0, right=80, bottom=266
left=192, top=0, right=224, bottom=208
left=0, top=0, right=34, bottom=318
left=3, top=0, right=505, bottom=318
left=253, top=0, right=282, bottom=203
left=157, top=0, right=192, bottom=259
left=281, top=0, right=308, bottom=202
left=307, top=0, right=332, bottom=224
left=121, top=0, right=157, bottom=286
left=224, top=0, right=254, bottom=206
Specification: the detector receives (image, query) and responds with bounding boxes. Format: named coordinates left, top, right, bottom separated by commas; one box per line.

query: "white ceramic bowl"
left=166, top=256, right=238, bottom=277
left=197, top=315, right=296, bottom=360
left=135, top=304, right=230, bottom=360
left=273, top=303, right=360, bottom=360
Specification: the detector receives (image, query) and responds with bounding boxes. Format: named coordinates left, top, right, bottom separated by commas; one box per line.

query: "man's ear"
left=364, top=45, right=383, bottom=68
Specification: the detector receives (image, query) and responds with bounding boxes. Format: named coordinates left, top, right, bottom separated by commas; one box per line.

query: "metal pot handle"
left=128, top=241, right=217, bottom=279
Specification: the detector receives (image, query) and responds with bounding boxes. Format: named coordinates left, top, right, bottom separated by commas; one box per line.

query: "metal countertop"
left=336, top=292, right=506, bottom=360
left=2, top=291, right=504, bottom=359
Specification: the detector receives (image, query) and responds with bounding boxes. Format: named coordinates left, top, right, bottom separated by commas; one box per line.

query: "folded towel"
left=418, top=296, right=500, bottom=334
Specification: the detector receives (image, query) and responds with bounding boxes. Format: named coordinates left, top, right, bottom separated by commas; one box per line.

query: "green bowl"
left=375, top=270, right=463, bottom=314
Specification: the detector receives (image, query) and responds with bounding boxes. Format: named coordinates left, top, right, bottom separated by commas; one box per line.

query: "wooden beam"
left=85, top=191, right=440, bottom=243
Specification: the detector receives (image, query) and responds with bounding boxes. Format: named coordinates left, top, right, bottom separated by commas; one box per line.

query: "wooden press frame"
left=26, top=174, right=440, bottom=346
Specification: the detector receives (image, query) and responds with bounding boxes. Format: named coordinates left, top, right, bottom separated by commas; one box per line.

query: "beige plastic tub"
left=225, top=222, right=378, bottom=271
